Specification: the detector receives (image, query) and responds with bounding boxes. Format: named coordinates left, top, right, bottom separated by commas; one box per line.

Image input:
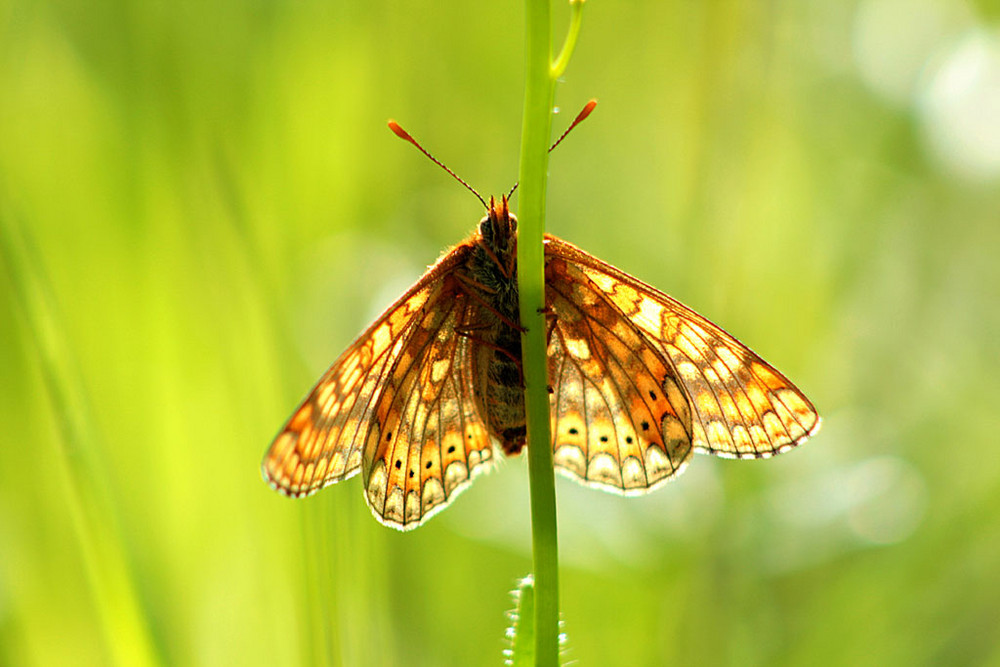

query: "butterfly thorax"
left=459, top=196, right=527, bottom=455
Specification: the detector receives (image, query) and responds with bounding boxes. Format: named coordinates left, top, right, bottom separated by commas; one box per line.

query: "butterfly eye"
left=508, top=215, right=517, bottom=232
left=478, top=216, right=493, bottom=240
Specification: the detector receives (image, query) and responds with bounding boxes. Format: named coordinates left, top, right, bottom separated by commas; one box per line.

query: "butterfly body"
left=460, top=197, right=528, bottom=455
left=263, top=195, right=820, bottom=529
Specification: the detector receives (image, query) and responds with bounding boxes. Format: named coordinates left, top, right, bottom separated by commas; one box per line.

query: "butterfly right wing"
left=544, top=235, right=819, bottom=461
left=262, top=243, right=486, bottom=502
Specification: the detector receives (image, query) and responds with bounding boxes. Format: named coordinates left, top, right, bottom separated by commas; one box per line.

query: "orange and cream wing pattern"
left=359, top=289, right=494, bottom=529
left=546, top=259, right=695, bottom=493
left=544, top=235, right=820, bottom=464
left=262, top=245, right=494, bottom=529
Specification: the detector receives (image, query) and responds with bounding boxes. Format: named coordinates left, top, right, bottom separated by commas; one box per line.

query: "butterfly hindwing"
left=545, top=255, right=695, bottom=492
left=362, top=290, right=494, bottom=529
left=544, top=235, right=819, bottom=463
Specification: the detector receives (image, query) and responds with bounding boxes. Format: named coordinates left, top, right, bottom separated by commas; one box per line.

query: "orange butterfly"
left=262, top=112, right=820, bottom=530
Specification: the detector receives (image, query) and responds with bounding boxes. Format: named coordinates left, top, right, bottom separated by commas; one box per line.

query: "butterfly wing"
left=361, top=289, right=495, bottom=529
left=263, top=243, right=495, bottom=529
left=544, top=235, right=819, bottom=488
left=545, top=257, right=695, bottom=493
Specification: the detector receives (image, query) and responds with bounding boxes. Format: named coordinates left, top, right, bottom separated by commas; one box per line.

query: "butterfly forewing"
left=543, top=235, right=820, bottom=464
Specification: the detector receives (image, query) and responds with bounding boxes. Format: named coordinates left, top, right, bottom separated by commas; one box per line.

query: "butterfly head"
left=478, top=195, right=518, bottom=254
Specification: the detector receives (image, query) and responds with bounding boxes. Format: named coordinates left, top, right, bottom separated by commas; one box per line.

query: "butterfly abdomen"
left=485, top=323, right=527, bottom=455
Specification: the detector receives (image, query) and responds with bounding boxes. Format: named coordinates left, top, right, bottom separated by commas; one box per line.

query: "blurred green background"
left=3, top=0, right=999, bottom=665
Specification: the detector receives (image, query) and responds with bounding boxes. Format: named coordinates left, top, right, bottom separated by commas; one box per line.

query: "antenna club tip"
left=578, top=100, right=597, bottom=121
left=387, top=120, right=413, bottom=142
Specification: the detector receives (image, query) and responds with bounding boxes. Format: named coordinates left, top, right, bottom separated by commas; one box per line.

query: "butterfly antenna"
left=507, top=99, right=597, bottom=199
left=388, top=120, right=488, bottom=209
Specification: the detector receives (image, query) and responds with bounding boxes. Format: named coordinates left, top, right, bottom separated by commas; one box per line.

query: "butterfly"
left=262, top=113, right=820, bottom=530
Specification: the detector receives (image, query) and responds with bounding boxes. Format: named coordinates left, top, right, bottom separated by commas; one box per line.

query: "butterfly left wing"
left=544, top=235, right=819, bottom=469
left=263, top=244, right=494, bottom=530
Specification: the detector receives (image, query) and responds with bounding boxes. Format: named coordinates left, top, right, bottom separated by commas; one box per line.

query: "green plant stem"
left=518, top=0, right=558, bottom=661
left=509, top=576, right=537, bottom=666
left=551, top=0, right=585, bottom=80
left=518, top=1, right=586, bottom=665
